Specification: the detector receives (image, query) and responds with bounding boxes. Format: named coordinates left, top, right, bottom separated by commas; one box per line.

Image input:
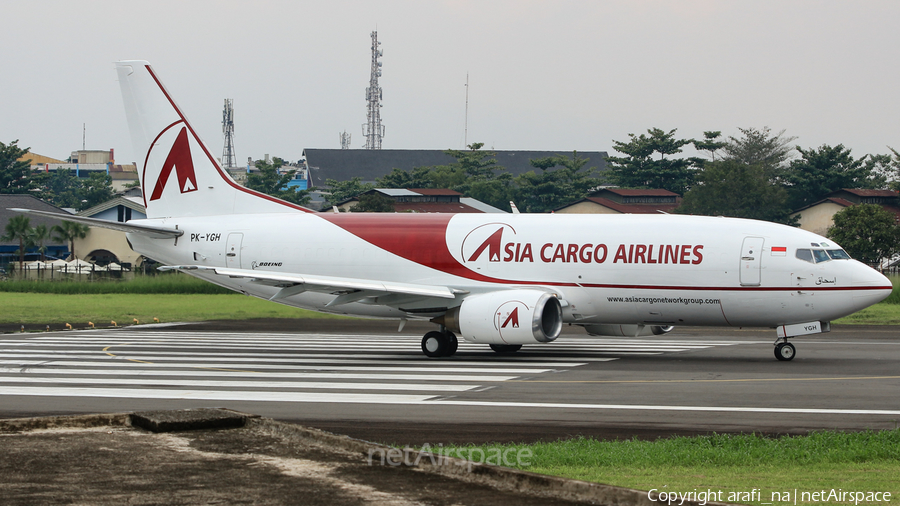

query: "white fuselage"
left=127, top=212, right=892, bottom=329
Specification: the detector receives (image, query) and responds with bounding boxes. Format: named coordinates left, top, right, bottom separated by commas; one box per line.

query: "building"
left=553, top=188, right=681, bottom=214
left=0, top=195, right=70, bottom=264
left=76, top=196, right=148, bottom=267
left=327, top=189, right=507, bottom=213
left=791, top=189, right=900, bottom=236
left=20, top=149, right=139, bottom=192
left=302, top=149, right=609, bottom=188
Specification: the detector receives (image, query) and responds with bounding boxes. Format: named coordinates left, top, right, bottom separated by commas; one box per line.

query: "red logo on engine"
left=500, top=307, right=519, bottom=328
left=150, top=126, right=198, bottom=201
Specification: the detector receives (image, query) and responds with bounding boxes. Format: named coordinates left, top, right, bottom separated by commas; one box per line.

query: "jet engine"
left=583, top=324, right=674, bottom=337
left=438, top=289, right=563, bottom=345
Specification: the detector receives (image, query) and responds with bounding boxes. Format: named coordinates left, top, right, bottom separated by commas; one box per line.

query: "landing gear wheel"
left=445, top=331, right=458, bottom=356
left=775, top=342, right=796, bottom=361
left=490, top=344, right=522, bottom=353
left=422, top=331, right=448, bottom=358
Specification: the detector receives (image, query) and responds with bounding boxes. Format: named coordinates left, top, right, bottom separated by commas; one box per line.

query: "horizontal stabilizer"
left=159, top=265, right=463, bottom=301
left=7, top=208, right=183, bottom=239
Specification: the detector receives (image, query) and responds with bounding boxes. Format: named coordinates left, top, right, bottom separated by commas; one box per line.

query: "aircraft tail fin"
left=115, top=61, right=311, bottom=219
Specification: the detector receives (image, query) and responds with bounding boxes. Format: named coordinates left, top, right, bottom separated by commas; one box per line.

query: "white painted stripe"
left=0, top=386, right=897, bottom=416
left=0, top=386, right=432, bottom=403
left=426, top=400, right=900, bottom=416
left=0, top=360, right=551, bottom=374
left=0, top=366, right=515, bottom=382
left=0, top=351, right=590, bottom=367
left=0, top=376, right=475, bottom=392
left=0, top=342, right=711, bottom=353
left=14, top=335, right=748, bottom=346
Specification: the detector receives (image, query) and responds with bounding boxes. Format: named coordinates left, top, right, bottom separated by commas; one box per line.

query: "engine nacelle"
left=441, top=289, right=563, bottom=345
left=584, top=324, right=674, bottom=337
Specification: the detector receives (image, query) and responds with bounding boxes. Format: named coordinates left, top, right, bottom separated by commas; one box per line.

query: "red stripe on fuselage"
left=319, top=213, right=893, bottom=293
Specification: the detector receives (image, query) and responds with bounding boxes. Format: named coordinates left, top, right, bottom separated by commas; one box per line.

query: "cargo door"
left=225, top=233, right=243, bottom=269
left=740, top=237, right=764, bottom=286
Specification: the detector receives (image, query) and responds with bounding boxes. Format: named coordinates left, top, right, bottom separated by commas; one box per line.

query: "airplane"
left=11, top=61, right=893, bottom=361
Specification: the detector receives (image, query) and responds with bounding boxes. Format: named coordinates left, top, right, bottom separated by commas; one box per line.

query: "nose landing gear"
left=774, top=337, right=796, bottom=361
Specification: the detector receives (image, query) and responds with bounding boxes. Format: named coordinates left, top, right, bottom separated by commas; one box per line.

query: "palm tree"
left=51, top=221, right=90, bottom=261
left=1, top=215, right=32, bottom=270
left=29, top=224, right=50, bottom=262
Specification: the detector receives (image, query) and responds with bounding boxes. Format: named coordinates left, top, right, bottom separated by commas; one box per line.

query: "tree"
left=514, top=152, right=602, bottom=213
left=376, top=166, right=435, bottom=189
left=722, top=127, right=796, bottom=171
left=351, top=192, right=395, bottom=212
left=245, top=157, right=312, bottom=205
left=785, top=144, right=879, bottom=210
left=324, top=177, right=375, bottom=206
left=2, top=215, right=32, bottom=269
left=827, top=204, right=900, bottom=267
left=605, top=128, right=699, bottom=195
left=692, top=131, right=727, bottom=162
left=678, top=160, right=796, bottom=224
left=40, top=168, right=83, bottom=209
left=29, top=224, right=50, bottom=262
left=79, top=172, right=115, bottom=210
left=52, top=221, right=90, bottom=261
left=0, top=140, right=35, bottom=194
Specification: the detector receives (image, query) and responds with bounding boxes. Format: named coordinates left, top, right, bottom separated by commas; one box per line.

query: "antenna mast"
left=339, top=130, right=352, bottom=149
left=221, top=99, right=236, bottom=168
left=362, top=31, right=385, bottom=150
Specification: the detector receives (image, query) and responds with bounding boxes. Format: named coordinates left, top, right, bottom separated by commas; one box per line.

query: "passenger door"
left=740, top=237, right=764, bottom=286
left=226, top=233, right=243, bottom=269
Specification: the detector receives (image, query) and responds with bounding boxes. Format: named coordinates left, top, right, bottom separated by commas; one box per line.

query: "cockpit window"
left=812, top=249, right=830, bottom=263
left=796, top=248, right=835, bottom=263
left=796, top=249, right=814, bottom=263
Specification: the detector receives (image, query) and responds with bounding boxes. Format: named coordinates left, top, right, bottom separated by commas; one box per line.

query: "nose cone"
left=852, top=261, right=894, bottom=306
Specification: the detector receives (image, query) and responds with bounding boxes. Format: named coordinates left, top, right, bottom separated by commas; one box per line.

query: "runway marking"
left=0, top=351, right=597, bottom=367
left=0, top=330, right=742, bottom=406
left=0, top=367, right=520, bottom=382
left=1, top=385, right=898, bottom=416
left=0, top=376, right=477, bottom=392
left=0, top=360, right=554, bottom=374
left=510, top=375, right=900, bottom=384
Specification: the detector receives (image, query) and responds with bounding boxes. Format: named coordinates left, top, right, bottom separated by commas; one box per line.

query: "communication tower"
left=339, top=130, right=352, bottom=149
left=362, top=31, right=385, bottom=149
left=221, top=99, right=236, bottom=168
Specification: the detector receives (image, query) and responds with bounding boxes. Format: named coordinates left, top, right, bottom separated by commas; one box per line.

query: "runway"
left=1, top=324, right=898, bottom=443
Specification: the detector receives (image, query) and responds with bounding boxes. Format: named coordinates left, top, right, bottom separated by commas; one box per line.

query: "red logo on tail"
left=150, top=127, right=198, bottom=201
left=500, top=307, right=520, bottom=328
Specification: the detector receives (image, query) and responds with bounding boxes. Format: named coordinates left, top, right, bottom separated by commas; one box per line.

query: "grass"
left=431, top=430, right=900, bottom=505
left=0, top=292, right=347, bottom=324
left=0, top=273, right=234, bottom=294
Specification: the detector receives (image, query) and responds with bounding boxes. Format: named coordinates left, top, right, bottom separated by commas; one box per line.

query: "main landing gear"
left=774, top=337, right=796, bottom=361
left=421, top=329, right=458, bottom=358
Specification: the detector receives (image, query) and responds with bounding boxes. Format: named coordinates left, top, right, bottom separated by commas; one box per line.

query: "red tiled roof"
left=392, top=202, right=483, bottom=213
left=408, top=188, right=462, bottom=196
left=596, top=188, right=680, bottom=197
left=579, top=197, right=679, bottom=214
left=834, top=189, right=899, bottom=198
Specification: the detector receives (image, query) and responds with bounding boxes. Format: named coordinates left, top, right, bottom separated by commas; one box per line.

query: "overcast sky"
left=2, top=1, right=898, bottom=168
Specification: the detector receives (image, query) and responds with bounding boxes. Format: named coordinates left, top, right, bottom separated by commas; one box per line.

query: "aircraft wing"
left=160, top=265, right=464, bottom=306
left=7, top=208, right=183, bottom=239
